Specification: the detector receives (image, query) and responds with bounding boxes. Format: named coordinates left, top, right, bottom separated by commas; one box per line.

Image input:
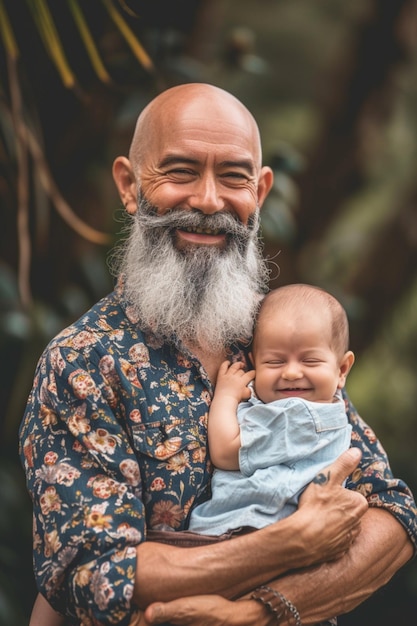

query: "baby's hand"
left=215, top=361, right=255, bottom=401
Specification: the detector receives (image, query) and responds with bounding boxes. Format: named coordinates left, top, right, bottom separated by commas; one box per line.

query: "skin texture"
left=29, top=84, right=415, bottom=626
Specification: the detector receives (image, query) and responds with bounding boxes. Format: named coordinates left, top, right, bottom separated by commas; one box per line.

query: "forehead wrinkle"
left=164, top=122, right=257, bottom=149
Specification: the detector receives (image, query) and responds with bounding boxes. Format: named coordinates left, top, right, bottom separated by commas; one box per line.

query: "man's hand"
left=142, top=595, right=269, bottom=626
left=293, top=447, right=368, bottom=566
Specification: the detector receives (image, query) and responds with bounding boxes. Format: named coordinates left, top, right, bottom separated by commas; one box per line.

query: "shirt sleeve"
left=343, top=389, right=417, bottom=552
left=19, top=345, right=144, bottom=625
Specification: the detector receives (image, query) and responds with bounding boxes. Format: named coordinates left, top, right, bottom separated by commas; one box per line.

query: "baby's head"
left=250, top=284, right=355, bottom=404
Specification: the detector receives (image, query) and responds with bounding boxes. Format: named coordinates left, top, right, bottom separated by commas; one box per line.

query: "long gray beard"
left=113, top=196, right=269, bottom=353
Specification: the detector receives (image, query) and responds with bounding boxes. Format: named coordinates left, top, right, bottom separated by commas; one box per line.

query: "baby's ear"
left=337, top=350, right=355, bottom=389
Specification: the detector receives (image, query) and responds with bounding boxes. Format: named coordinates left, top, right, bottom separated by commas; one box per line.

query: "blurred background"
left=1, top=0, right=417, bottom=623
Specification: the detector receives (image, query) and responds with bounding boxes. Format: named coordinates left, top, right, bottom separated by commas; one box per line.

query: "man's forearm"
left=264, top=509, right=413, bottom=625
left=133, top=449, right=369, bottom=610
left=133, top=476, right=369, bottom=610
left=129, top=511, right=413, bottom=626
left=133, top=515, right=309, bottom=608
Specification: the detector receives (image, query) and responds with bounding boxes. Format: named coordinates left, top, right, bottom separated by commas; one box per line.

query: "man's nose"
left=189, top=173, right=225, bottom=214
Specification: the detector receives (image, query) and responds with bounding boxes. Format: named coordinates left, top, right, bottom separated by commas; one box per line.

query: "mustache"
left=135, top=192, right=259, bottom=242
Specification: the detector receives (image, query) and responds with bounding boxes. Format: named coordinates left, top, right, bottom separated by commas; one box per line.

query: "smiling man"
left=112, top=84, right=273, bottom=364
left=20, top=83, right=416, bottom=626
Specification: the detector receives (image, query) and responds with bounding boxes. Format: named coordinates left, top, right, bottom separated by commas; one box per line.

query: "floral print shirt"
left=19, top=280, right=417, bottom=625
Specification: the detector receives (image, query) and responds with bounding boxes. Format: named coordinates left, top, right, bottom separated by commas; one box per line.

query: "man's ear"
left=337, top=351, right=355, bottom=389
left=257, top=166, right=274, bottom=209
left=112, top=156, right=138, bottom=215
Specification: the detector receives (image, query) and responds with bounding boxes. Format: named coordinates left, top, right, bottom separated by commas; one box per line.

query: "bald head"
left=128, top=83, right=263, bottom=173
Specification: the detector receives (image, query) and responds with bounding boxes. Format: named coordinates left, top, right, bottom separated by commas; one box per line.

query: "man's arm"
left=139, top=508, right=413, bottom=626
left=265, top=507, right=413, bottom=624
left=133, top=449, right=367, bottom=608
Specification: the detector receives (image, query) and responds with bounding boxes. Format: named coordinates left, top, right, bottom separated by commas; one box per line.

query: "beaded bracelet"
left=251, top=585, right=302, bottom=625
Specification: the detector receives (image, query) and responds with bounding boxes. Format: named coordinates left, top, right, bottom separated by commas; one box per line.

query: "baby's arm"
left=29, top=593, right=65, bottom=626
left=209, top=361, right=255, bottom=470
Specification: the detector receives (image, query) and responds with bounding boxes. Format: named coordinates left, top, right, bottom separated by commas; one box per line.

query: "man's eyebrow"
left=158, top=155, right=255, bottom=175
left=158, top=155, right=199, bottom=168
left=219, top=160, right=255, bottom=175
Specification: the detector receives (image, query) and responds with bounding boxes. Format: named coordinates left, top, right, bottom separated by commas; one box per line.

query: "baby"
left=189, top=283, right=355, bottom=535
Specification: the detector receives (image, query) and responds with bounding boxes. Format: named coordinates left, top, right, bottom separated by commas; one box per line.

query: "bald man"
left=21, top=84, right=416, bottom=626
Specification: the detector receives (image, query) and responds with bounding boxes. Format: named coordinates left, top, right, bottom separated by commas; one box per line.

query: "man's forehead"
left=167, top=97, right=255, bottom=131
left=151, top=115, right=260, bottom=164
left=131, top=86, right=262, bottom=168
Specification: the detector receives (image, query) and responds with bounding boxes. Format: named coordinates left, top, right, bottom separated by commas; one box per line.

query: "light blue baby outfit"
left=189, top=393, right=351, bottom=535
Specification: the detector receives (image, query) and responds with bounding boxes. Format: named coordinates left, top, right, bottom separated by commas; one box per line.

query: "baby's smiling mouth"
left=278, top=387, right=312, bottom=395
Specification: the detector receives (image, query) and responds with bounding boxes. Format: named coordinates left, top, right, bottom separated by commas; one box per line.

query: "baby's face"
left=251, top=309, right=350, bottom=404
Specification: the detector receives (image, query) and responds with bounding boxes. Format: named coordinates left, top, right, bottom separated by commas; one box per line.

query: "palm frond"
left=26, top=0, right=76, bottom=88
left=67, top=0, right=112, bottom=84
left=0, top=0, right=19, bottom=60
left=102, top=0, right=154, bottom=72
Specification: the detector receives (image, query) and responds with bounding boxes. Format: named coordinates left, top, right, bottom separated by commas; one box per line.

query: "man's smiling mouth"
left=182, top=226, right=223, bottom=235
